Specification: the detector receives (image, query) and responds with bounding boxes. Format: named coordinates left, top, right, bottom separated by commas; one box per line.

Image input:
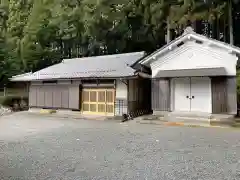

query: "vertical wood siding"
left=79, top=87, right=82, bottom=111
left=69, top=85, right=80, bottom=110
left=128, top=79, right=138, bottom=112
left=211, top=77, right=228, bottom=114
left=61, top=88, right=69, bottom=108
left=151, top=78, right=170, bottom=111
left=211, top=76, right=237, bottom=115
left=44, top=86, right=53, bottom=107
left=53, top=86, right=62, bottom=108
left=29, top=85, right=37, bottom=106
left=29, top=83, right=80, bottom=110
left=114, top=79, right=151, bottom=116
left=127, top=79, right=152, bottom=113
left=128, top=80, right=137, bottom=102
left=37, top=86, right=45, bottom=107
left=226, top=77, right=237, bottom=114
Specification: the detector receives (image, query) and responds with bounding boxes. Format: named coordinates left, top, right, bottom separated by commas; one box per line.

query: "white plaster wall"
left=115, top=80, right=128, bottom=116
left=151, top=41, right=238, bottom=77
left=116, top=80, right=128, bottom=100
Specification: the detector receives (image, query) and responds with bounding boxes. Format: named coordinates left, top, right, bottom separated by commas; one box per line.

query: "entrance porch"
left=150, top=75, right=236, bottom=125
left=138, top=27, right=239, bottom=124
left=152, top=75, right=236, bottom=116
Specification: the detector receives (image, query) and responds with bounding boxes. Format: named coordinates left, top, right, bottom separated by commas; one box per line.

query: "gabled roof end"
left=139, top=26, right=240, bottom=66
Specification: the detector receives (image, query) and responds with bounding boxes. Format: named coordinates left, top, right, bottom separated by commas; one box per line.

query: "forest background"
left=0, top=0, right=239, bottom=89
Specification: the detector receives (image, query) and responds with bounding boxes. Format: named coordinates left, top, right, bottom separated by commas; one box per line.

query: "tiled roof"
left=10, top=72, right=33, bottom=81
left=11, top=52, right=145, bottom=81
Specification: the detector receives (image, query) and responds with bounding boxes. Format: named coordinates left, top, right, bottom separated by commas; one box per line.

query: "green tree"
left=6, top=0, right=33, bottom=71
left=0, top=0, right=236, bottom=84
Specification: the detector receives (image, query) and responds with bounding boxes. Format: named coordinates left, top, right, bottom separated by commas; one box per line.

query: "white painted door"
left=174, top=78, right=191, bottom=111
left=190, top=77, right=212, bottom=113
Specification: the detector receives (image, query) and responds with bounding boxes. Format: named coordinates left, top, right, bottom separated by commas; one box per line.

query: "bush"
left=0, top=96, right=29, bottom=110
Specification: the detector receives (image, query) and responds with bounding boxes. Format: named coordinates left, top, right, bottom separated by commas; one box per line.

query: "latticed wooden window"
left=98, top=91, right=105, bottom=102
left=106, top=91, right=114, bottom=103
left=81, top=89, right=115, bottom=115
left=90, top=91, right=97, bottom=102
left=82, top=91, right=89, bottom=102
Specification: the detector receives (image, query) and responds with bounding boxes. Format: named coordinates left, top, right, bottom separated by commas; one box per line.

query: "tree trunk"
left=229, top=0, right=234, bottom=45
left=166, top=17, right=171, bottom=43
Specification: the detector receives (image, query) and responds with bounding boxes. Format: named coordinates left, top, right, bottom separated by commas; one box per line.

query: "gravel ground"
left=1, top=113, right=240, bottom=180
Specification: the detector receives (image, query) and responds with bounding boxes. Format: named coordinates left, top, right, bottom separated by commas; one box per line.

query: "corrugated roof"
left=11, top=52, right=145, bottom=81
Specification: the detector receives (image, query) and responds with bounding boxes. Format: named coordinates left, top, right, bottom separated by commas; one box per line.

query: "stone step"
left=135, top=112, right=235, bottom=127
left=210, top=114, right=235, bottom=126
left=168, top=116, right=210, bottom=122
left=168, top=111, right=212, bottom=119
left=231, top=123, right=240, bottom=128
left=166, top=112, right=211, bottom=123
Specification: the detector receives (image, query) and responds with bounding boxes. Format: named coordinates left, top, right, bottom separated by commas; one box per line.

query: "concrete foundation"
left=137, top=111, right=235, bottom=127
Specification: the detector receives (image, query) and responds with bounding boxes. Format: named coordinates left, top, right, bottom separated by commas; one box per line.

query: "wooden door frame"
left=81, top=88, right=115, bottom=116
